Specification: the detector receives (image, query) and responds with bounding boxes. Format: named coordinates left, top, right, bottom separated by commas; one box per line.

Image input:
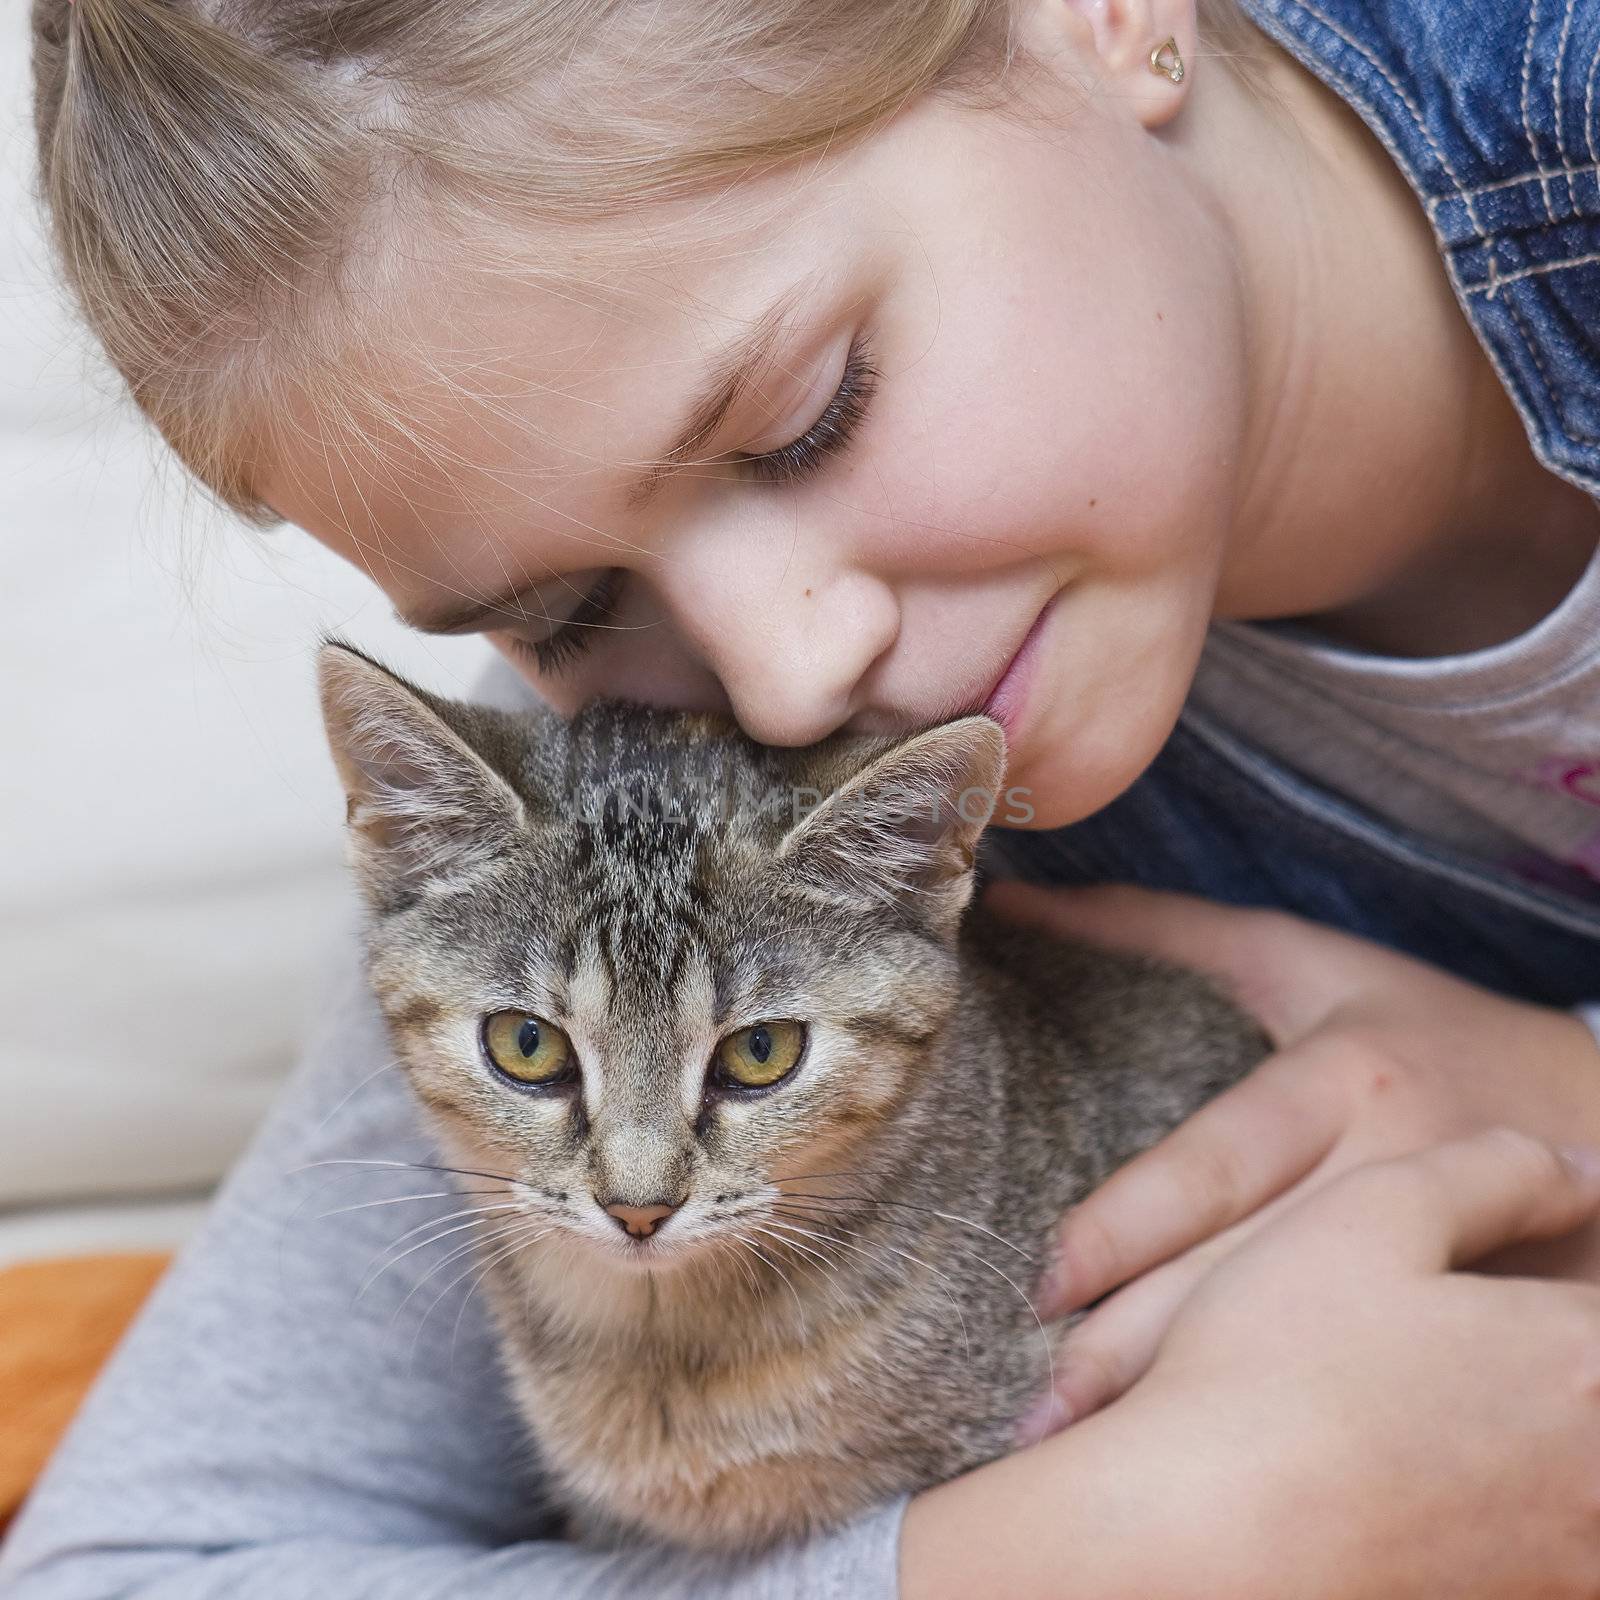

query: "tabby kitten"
left=317, top=641, right=1267, bottom=1555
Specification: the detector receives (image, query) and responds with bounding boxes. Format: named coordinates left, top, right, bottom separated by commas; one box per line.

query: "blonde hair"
left=31, top=0, right=1255, bottom=529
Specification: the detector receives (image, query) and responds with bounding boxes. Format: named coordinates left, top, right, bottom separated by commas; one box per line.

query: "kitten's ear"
left=317, top=642, right=528, bottom=904
left=777, top=717, right=1006, bottom=938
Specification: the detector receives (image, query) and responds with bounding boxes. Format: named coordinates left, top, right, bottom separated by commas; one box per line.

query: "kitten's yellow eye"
left=483, top=1011, right=574, bottom=1084
left=713, top=1020, right=806, bottom=1088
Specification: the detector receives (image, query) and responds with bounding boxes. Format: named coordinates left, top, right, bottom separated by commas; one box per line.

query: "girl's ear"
left=1016, top=0, right=1198, bottom=129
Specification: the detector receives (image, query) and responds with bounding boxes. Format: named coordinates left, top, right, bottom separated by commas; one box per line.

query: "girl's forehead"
left=261, top=79, right=1043, bottom=546
left=262, top=181, right=865, bottom=586
left=260, top=89, right=995, bottom=607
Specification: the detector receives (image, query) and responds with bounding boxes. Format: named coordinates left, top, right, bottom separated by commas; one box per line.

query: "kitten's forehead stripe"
left=555, top=933, right=579, bottom=988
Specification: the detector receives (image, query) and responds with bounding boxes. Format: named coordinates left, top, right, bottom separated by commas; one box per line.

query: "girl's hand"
left=984, top=882, right=1600, bottom=1430
left=905, top=1129, right=1600, bottom=1600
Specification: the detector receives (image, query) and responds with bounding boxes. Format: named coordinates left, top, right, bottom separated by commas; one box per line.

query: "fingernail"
left=1557, top=1143, right=1600, bottom=1181
left=1033, top=1256, right=1071, bottom=1315
left=1032, top=1212, right=1081, bottom=1313
left=1013, top=1391, right=1071, bottom=1449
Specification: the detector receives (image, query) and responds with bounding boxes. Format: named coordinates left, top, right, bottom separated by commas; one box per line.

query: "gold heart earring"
left=1149, top=36, right=1184, bottom=83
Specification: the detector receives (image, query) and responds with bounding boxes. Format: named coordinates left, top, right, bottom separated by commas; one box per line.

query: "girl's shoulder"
left=1241, top=0, right=1600, bottom=495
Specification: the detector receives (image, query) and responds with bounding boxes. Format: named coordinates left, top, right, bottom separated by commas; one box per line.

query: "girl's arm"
left=0, top=923, right=906, bottom=1599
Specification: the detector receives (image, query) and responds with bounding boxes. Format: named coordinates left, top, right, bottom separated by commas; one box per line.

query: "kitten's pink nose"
left=604, top=1201, right=678, bottom=1239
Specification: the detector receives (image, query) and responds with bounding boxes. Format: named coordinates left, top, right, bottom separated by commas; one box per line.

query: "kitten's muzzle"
left=602, top=1200, right=680, bottom=1239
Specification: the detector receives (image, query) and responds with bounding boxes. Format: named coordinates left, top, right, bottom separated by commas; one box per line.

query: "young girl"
left=8, top=0, right=1600, bottom=1593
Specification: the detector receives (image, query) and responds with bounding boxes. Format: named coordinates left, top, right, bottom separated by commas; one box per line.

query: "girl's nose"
left=667, top=562, right=899, bottom=748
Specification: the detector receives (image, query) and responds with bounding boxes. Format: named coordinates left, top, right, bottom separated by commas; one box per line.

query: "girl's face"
left=264, top=8, right=1258, bottom=829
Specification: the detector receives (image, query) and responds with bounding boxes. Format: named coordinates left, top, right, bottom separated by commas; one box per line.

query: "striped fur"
left=318, top=642, right=1268, bottom=1553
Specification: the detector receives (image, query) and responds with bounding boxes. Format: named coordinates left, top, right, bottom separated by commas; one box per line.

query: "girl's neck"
left=1299, top=377, right=1599, bottom=658
left=1200, top=35, right=1598, bottom=658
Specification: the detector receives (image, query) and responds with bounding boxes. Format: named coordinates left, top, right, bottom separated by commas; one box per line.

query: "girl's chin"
left=1000, top=717, right=1176, bottom=832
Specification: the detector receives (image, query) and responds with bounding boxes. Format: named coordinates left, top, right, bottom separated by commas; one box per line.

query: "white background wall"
left=0, top=18, right=494, bottom=1261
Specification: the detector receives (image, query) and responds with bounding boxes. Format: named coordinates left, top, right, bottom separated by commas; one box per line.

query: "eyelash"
left=503, top=569, right=624, bottom=678
left=738, top=333, right=880, bottom=485
left=506, top=339, right=878, bottom=679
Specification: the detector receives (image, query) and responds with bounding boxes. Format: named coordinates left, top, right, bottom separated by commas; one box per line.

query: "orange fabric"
left=0, top=1252, right=170, bottom=1535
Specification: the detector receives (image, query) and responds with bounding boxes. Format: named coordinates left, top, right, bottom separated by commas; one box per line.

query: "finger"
left=1028, top=1147, right=1342, bottom=1437
left=1050, top=1248, right=1217, bottom=1424
left=1477, top=1214, right=1600, bottom=1286
left=1254, top=1129, right=1600, bottom=1281
left=981, top=882, right=1344, bottom=1042
left=1035, top=1038, right=1347, bottom=1318
left=1047, top=1166, right=1332, bottom=1419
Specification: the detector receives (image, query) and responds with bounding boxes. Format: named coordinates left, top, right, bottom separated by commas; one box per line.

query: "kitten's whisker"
left=949, top=1246, right=1056, bottom=1399
left=296, top=1157, right=523, bottom=1188
left=729, top=1246, right=760, bottom=1297
left=747, top=1221, right=836, bottom=1279
left=358, top=1206, right=524, bottom=1301
left=388, top=1218, right=523, bottom=1327
left=728, top=1237, right=776, bottom=1306
left=408, top=1220, right=555, bottom=1371
left=363, top=1201, right=526, bottom=1278
left=771, top=1169, right=875, bottom=1186
left=778, top=1210, right=975, bottom=1364
left=778, top=1195, right=1030, bottom=1309
left=447, top=1221, right=556, bottom=1366
left=779, top=1190, right=1035, bottom=1263
left=764, top=1211, right=877, bottom=1274
left=417, top=1218, right=547, bottom=1324
left=770, top=1207, right=972, bottom=1360
left=757, top=1218, right=904, bottom=1325
left=710, top=1236, right=762, bottom=1298
left=318, top=1187, right=510, bottom=1222
left=736, top=1235, right=808, bottom=1327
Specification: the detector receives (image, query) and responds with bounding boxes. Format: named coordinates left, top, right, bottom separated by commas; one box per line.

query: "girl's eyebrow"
left=626, top=271, right=824, bottom=509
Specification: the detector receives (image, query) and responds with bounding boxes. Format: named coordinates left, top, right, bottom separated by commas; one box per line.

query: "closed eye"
left=501, top=569, right=624, bottom=678
left=500, top=337, right=877, bottom=679
left=736, top=334, right=879, bottom=485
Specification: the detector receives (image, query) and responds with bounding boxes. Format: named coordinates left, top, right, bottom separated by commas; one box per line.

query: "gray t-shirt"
left=1190, top=539, right=1600, bottom=900
left=0, top=931, right=906, bottom=1597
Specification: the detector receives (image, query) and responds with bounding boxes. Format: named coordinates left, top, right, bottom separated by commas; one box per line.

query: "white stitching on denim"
left=1276, top=0, right=1593, bottom=442
left=1523, top=0, right=1557, bottom=223
left=1585, top=35, right=1600, bottom=170
left=1463, top=246, right=1600, bottom=292
left=1424, top=162, right=1600, bottom=205
left=1504, top=290, right=1561, bottom=436
left=1551, top=0, right=1579, bottom=214
left=1286, top=0, right=1499, bottom=291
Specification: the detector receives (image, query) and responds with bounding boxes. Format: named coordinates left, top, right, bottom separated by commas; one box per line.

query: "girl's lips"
left=982, top=595, right=1057, bottom=742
